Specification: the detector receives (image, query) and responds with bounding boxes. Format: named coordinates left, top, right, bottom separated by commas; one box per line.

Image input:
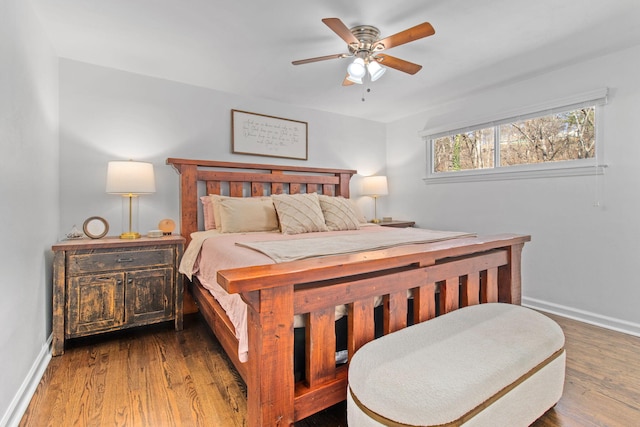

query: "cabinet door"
left=125, top=268, right=174, bottom=326
left=67, top=273, right=125, bottom=336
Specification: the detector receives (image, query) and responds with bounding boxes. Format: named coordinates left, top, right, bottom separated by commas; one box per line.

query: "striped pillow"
left=272, top=193, right=328, bottom=234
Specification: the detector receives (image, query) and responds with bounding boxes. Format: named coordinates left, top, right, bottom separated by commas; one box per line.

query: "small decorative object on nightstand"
left=158, top=218, right=176, bottom=236
left=378, top=220, right=415, bottom=228
left=51, top=235, right=184, bottom=356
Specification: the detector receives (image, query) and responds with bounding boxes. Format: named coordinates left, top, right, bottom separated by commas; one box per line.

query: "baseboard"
left=0, top=335, right=52, bottom=427
left=523, top=297, right=640, bottom=338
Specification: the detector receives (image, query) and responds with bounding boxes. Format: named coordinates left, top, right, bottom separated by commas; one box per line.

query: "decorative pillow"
left=346, top=198, right=368, bottom=224
left=318, top=195, right=361, bottom=231
left=272, top=193, right=328, bottom=234
left=209, top=194, right=230, bottom=230
left=200, top=196, right=216, bottom=230
left=218, top=197, right=279, bottom=233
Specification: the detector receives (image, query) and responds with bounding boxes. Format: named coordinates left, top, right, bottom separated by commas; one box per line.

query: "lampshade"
left=106, top=161, right=156, bottom=194
left=106, top=160, right=155, bottom=239
left=367, top=60, right=386, bottom=82
left=362, top=175, right=388, bottom=197
left=346, top=74, right=364, bottom=84
left=347, top=57, right=367, bottom=79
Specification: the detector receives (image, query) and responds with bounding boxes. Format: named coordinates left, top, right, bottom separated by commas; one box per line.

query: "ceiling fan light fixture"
left=347, top=57, right=366, bottom=79
left=367, top=60, right=386, bottom=81
left=346, top=74, right=363, bottom=84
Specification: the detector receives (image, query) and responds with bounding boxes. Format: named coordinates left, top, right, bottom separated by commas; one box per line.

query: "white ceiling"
left=29, top=0, right=640, bottom=123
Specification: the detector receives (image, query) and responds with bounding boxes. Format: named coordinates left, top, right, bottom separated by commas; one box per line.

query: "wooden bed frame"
left=167, top=158, right=531, bottom=426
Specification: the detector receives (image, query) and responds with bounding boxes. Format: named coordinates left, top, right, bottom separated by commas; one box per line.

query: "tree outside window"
left=432, top=107, right=595, bottom=173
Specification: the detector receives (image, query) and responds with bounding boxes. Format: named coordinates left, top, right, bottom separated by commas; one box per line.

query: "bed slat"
left=383, top=291, right=408, bottom=334
left=251, top=182, right=263, bottom=196
left=347, top=299, right=376, bottom=361
left=483, top=267, right=499, bottom=302
left=206, top=181, right=220, bottom=195
left=413, top=283, right=437, bottom=323
left=440, top=277, right=460, bottom=314
left=462, top=274, right=480, bottom=306
left=305, top=308, right=337, bottom=388
left=230, top=182, right=242, bottom=197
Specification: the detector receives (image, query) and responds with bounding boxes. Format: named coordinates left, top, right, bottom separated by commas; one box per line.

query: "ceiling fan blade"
left=374, top=22, right=435, bottom=50
left=292, top=53, right=346, bottom=65
left=375, top=54, right=423, bottom=75
left=342, top=75, right=356, bottom=86
left=322, top=18, right=359, bottom=45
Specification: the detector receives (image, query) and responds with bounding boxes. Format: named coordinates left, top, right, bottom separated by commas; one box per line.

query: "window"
left=423, top=89, right=607, bottom=183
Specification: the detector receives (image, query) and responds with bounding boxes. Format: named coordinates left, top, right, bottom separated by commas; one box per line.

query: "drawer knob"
left=116, top=257, right=134, bottom=263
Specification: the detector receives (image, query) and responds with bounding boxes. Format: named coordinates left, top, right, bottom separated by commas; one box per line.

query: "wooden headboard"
left=166, top=158, right=357, bottom=244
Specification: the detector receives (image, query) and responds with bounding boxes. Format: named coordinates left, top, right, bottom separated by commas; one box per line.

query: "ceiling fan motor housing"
left=348, top=25, right=384, bottom=58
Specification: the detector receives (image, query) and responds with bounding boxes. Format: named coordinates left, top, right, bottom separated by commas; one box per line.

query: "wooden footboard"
left=166, top=158, right=530, bottom=426
left=217, top=234, right=529, bottom=426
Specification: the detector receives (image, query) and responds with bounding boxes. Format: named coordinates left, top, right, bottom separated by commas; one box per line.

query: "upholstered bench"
left=347, top=303, right=565, bottom=426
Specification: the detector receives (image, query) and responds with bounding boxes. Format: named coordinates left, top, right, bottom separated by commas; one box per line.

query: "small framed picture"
left=83, top=216, right=109, bottom=239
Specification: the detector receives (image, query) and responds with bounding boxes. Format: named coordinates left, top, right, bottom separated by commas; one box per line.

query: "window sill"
left=423, top=164, right=607, bottom=184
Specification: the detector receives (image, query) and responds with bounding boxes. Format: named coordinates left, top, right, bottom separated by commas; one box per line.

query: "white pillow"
left=318, top=195, right=361, bottom=231
left=218, top=197, right=279, bottom=233
left=272, top=193, right=328, bottom=235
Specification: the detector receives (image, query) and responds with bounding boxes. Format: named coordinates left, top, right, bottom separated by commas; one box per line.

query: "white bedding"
left=179, top=225, right=474, bottom=362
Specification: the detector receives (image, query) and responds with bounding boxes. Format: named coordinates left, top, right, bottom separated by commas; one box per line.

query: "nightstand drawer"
left=67, top=248, right=173, bottom=275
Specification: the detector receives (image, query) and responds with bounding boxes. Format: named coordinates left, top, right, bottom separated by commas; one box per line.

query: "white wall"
left=386, top=44, right=640, bottom=334
left=0, top=0, right=59, bottom=425
left=58, top=60, right=387, bottom=237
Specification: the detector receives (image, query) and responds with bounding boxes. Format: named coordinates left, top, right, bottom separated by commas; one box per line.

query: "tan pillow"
left=218, top=197, right=279, bottom=233
left=209, top=194, right=231, bottom=230
left=318, top=195, right=361, bottom=231
left=272, top=193, right=328, bottom=235
left=200, top=195, right=216, bottom=230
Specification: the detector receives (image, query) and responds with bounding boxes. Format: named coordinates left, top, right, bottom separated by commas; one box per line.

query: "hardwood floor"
left=21, top=311, right=640, bottom=426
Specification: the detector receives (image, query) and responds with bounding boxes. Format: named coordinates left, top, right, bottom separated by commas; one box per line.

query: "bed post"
left=168, top=160, right=198, bottom=246
left=337, top=172, right=351, bottom=197
left=498, top=242, right=525, bottom=304
left=245, top=285, right=295, bottom=426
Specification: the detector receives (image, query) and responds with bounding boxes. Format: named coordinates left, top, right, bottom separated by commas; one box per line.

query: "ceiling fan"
left=292, top=18, right=435, bottom=86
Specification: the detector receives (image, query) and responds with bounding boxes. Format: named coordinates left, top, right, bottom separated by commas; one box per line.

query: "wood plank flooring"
left=21, top=311, right=640, bottom=426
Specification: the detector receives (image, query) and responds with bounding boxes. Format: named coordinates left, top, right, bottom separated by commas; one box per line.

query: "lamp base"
left=119, top=231, right=141, bottom=239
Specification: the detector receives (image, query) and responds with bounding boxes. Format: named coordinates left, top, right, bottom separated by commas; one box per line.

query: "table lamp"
left=361, top=175, right=388, bottom=223
left=106, top=160, right=156, bottom=239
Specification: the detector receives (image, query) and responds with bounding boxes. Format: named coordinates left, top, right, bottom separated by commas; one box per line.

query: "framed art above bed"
left=231, top=109, right=308, bottom=160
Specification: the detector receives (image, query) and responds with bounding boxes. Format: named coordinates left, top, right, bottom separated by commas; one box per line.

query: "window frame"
left=422, top=89, right=608, bottom=184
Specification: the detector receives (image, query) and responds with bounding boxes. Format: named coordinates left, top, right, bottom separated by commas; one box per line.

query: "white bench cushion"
left=348, top=303, right=565, bottom=426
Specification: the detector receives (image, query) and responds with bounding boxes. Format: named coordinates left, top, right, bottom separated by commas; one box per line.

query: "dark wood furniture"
left=166, top=158, right=530, bottom=427
left=52, top=235, right=185, bottom=356
left=378, top=219, right=415, bottom=228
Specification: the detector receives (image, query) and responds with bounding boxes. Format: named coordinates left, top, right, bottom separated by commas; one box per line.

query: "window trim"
left=421, top=88, right=608, bottom=184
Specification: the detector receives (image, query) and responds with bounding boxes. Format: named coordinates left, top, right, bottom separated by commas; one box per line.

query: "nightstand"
left=51, top=235, right=185, bottom=356
left=378, top=220, right=415, bottom=228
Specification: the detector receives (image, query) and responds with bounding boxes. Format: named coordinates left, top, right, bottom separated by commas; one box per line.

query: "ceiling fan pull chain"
left=362, top=84, right=371, bottom=102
